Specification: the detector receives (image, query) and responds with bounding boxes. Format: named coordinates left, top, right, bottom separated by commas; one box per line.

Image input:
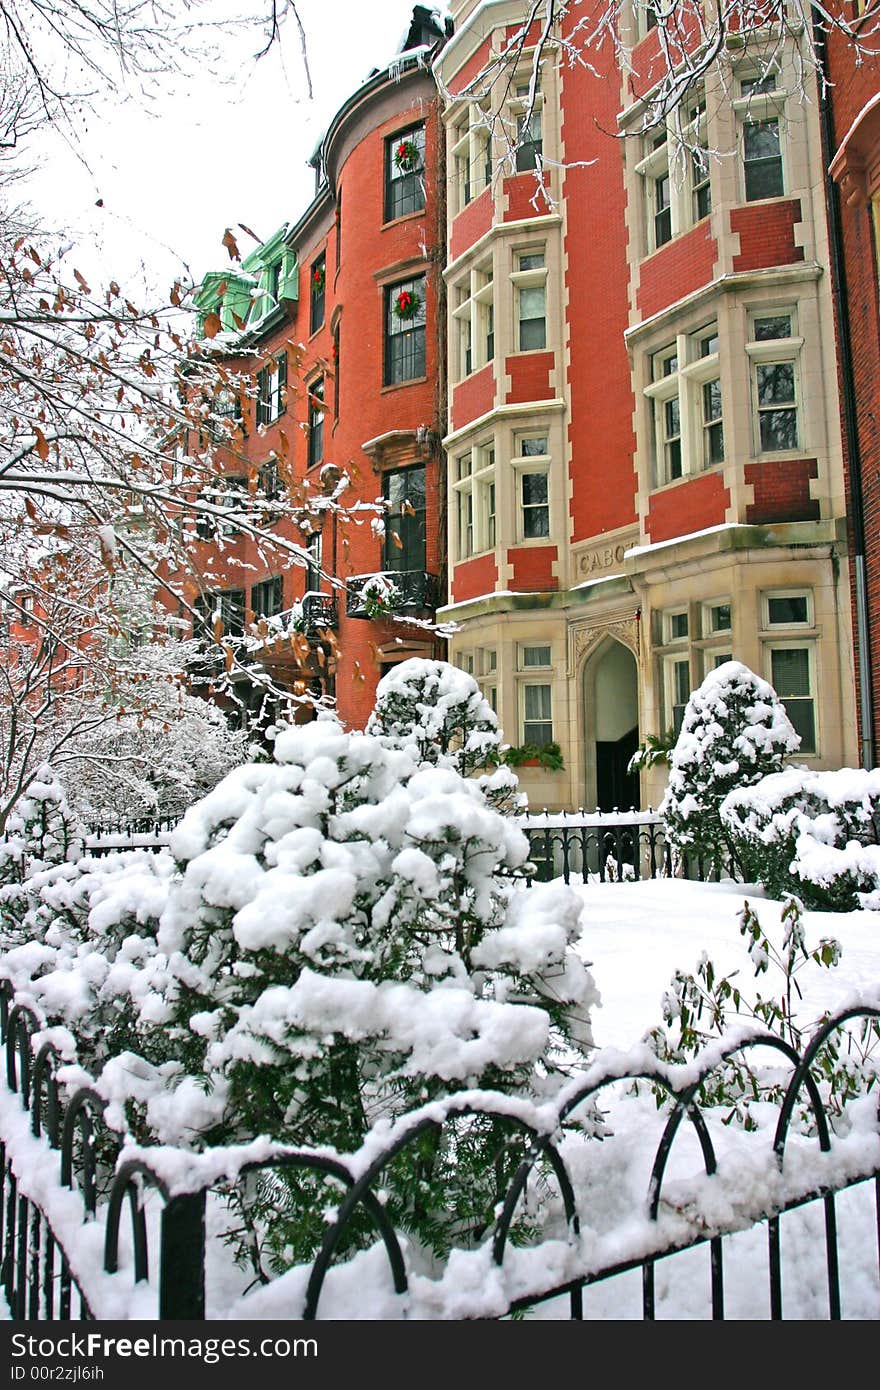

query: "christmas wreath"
left=394, top=288, right=420, bottom=320
left=393, top=138, right=421, bottom=173
left=312, top=264, right=325, bottom=295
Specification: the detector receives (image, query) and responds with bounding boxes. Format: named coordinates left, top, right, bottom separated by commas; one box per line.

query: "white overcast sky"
left=23, top=1, right=446, bottom=292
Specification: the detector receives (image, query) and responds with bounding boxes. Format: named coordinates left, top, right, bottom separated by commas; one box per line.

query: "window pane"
left=522, top=645, right=551, bottom=667
left=670, top=611, right=688, bottom=640
left=518, top=436, right=548, bottom=457
left=771, top=648, right=815, bottom=751
left=383, top=465, right=426, bottom=571
left=768, top=595, right=808, bottom=625
left=709, top=603, right=731, bottom=633
left=754, top=314, right=792, bottom=341
left=760, top=408, right=798, bottom=451
left=757, top=363, right=795, bottom=405
left=744, top=119, right=784, bottom=200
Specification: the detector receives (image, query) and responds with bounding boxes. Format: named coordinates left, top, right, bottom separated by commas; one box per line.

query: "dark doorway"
left=596, top=726, right=640, bottom=812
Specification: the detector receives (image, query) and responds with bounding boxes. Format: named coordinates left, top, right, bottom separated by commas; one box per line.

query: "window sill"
left=381, top=208, right=428, bottom=231
left=308, top=323, right=327, bottom=343
left=650, top=461, right=726, bottom=495
left=381, top=375, right=428, bottom=394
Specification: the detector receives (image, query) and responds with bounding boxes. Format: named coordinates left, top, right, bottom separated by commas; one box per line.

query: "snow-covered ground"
left=574, top=876, right=880, bottom=1050
left=1, top=876, right=878, bottom=1320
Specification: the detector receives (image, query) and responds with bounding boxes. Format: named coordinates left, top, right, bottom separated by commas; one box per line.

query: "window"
left=763, top=590, right=815, bottom=752
left=258, top=458, right=280, bottom=500
left=736, top=71, right=785, bottom=202
left=666, top=656, right=692, bottom=736
left=197, top=589, right=245, bottom=638
left=645, top=325, right=724, bottom=485
left=385, top=125, right=426, bottom=221
left=770, top=646, right=816, bottom=752
left=384, top=276, right=426, bottom=386
left=452, top=260, right=494, bottom=380
left=659, top=606, right=691, bottom=735
left=705, top=601, right=731, bottom=634
left=196, top=475, right=247, bottom=540
left=310, top=255, right=326, bottom=333
left=512, top=250, right=546, bottom=351
left=453, top=444, right=495, bottom=559
left=522, top=683, right=553, bottom=747
left=333, top=324, right=340, bottom=420
left=451, top=103, right=492, bottom=210
left=743, top=118, right=784, bottom=201
left=251, top=576, right=283, bottom=620
left=513, top=81, right=543, bottom=172
left=383, top=464, right=426, bottom=571
left=256, top=353, right=287, bottom=427
left=305, top=531, right=323, bottom=593
left=520, top=644, right=551, bottom=668
left=307, top=377, right=324, bottom=468
left=514, top=433, right=550, bottom=539
left=747, top=310, right=801, bottom=454
left=636, top=92, right=709, bottom=252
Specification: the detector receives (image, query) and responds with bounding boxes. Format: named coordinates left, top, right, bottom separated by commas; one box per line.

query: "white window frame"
left=663, top=653, right=692, bottom=737
left=508, top=77, right=544, bottom=174
left=746, top=308, right=803, bottom=457
left=453, top=443, right=496, bottom=561
left=450, top=101, right=492, bottom=213
left=518, top=642, right=552, bottom=670
left=733, top=70, right=788, bottom=204
left=512, top=431, right=551, bottom=541
left=635, top=92, right=709, bottom=255
left=645, top=325, right=724, bottom=485
left=451, top=259, right=495, bottom=381
left=766, top=641, right=817, bottom=755
left=510, top=248, right=547, bottom=353
left=520, top=681, right=553, bottom=748
left=762, top=588, right=813, bottom=629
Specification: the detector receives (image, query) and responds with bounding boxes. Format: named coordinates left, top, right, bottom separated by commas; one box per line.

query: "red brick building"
left=827, top=13, right=880, bottom=769
left=435, top=1, right=861, bottom=810
left=188, top=6, right=450, bottom=729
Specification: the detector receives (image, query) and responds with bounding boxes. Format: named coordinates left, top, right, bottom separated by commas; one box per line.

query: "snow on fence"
left=518, top=810, right=737, bottom=885
left=1, top=980, right=878, bottom=1320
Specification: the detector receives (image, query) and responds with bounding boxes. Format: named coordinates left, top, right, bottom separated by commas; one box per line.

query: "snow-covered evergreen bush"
left=0, top=765, right=84, bottom=901
left=660, top=662, right=800, bottom=874
left=367, top=658, right=522, bottom=812
left=1, top=715, right=597, bottom=1277
left=721, top=767, right=880, bottom=911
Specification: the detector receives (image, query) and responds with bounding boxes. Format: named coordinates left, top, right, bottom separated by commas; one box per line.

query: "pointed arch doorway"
left=584, top=638, right=640, bottom=812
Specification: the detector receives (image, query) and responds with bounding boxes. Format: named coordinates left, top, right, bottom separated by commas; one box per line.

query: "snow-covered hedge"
left=721, top=767, right=880, bottom=911
left=0, top=707, right=597, bottom=1276
left=661, top=662, right=800, bottom=874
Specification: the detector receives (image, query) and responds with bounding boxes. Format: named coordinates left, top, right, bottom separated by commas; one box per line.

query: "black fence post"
left=159, top=1192, right=206, bottom=1320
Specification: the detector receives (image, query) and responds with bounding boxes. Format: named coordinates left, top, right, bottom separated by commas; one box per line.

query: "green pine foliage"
left=661, top=661, right=800, bottom=876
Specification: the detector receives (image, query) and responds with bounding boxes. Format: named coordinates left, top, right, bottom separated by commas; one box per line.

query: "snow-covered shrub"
left=367, top=658, right=522, bottom=811
left=661, top=662, right=800, bottom=875
left=0, top=764, right=84, bottom=902
left=2, top=715, right=595, bottom=1275
left=721, top=767, right=880, bottom=911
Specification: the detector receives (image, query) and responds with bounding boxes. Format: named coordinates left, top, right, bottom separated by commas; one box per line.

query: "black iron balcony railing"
left=346, top=571, right=439, bottom=620
left=300, top=593, right=338, bottom=633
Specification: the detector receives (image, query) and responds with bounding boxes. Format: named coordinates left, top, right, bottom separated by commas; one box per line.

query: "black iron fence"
left=0, top=978, right=877, bottom=1320
left=520, top=810, right=738, bottom=884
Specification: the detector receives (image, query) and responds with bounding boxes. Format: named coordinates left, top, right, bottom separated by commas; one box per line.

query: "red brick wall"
left=646, top=474, right=730, bottom=544
left=731, top=199, right=804, bottom=273
left=507, top=545, right=558, bottom=591
left=452, top=553, right=498, bottom=603
left=451, top=187, right=493, bottom=261
left=744, top=458, right=819, bottom=524
left=505, top=351, right=555, bottom=404
left=560, top=19, right=637, bottom=541
left=451, top=363, right=495, bottom=432
left=448, top=37, right=492, bottom=96
left=503, top=172, right=553, bottom=222
left=636, top=222, right=718, bottom=319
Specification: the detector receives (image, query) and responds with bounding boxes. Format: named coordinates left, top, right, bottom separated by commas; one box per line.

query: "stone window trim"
left=761, top=588, right=815, bottom=631
left=385, top=123, right=427, bottom=224
left=519, top=680, right=554, bottom=748
left=449, top=99, right=492, bottom=213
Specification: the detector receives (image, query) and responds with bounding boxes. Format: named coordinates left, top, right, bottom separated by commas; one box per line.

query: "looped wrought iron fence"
left=0, top=970, right=877, bottom=1320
